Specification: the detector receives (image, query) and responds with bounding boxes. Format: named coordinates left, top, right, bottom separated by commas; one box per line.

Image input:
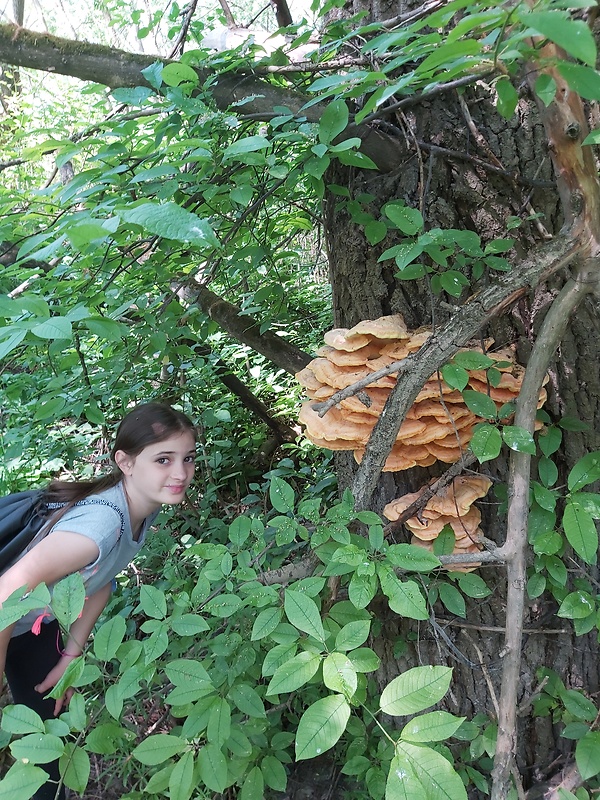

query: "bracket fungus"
left=295, top=314, right=547, bottom=472
left=383, top=476, right=493, bottom=571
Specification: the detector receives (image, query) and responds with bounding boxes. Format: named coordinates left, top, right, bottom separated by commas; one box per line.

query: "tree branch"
left=182, top=282, right=312, bottom=375
left=0, top=23, right=407, bottom=172
left=490, top=270, right=597, bottom=799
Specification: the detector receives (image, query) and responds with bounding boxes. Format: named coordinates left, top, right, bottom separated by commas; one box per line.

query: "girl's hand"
left=34, top=655, right=79, bottom=716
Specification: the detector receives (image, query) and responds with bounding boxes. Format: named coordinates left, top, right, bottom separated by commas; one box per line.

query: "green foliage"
left=3, top=0, right=600, bottom=796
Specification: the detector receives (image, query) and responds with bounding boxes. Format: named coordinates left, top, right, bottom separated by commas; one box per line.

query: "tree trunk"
left=323, top=20, right=600, bottom=792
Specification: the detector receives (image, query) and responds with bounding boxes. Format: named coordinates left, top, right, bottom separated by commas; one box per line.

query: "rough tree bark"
left=322, top=3, right=600, bottom=796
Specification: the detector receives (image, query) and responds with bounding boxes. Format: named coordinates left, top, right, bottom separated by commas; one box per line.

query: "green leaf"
left=319, top=98, right=349, bottom=145
left=576, top=731, right=600, bottom=780
left=557, top=590, right=595, bottom=619
left=454, top=351, right=495, bottom=370
left=270, top=476, right=295, bottom=513
left=383, top=202, right=424, bottom=235
left=261, top=755, right=288, bottom=791
left=207, top=698, right=231, bottom=746
left=386, top=743, right=467, bottom=800
left=284, top=589, right=325, bottom=641
left=348, top=572, right=378, bottom=609
left=557, top=62, right=600, bottom=101
left=571, top=493, right=600, bottom=518
left=469, top=423, right=502, bottom=463
left=223, top=136, right=271, bottom=159
left=240, top=766, right=265, bottom=800
left=132, top=734, right=187, bottom=765
left=522, top=11, right=596, bottom=66
left=165, top=658, right=211, bottom=686
left=169, top=613, right=210, bottom=636
left=440, top=270, right=470, bottom=298
left=535, top=74, right=557, bottom=107
left=295, top=695, right=350, bottom=761
left=416, top=38, right=481, bottom=75
left=568, top=452, right=600, bottom=492
left=438, top=583, right=466, bottom=618
left=139, top=584, right=167, bottom=619
left=0, top=762, right=49, bottom=800
left=161, top=63, right=199, bottom=87
left=563, top=500, right=598, bottom=565
left=348, top=647, right=380, bottom=673
left=1, top=704, right=45, bottom=735
left=386, top=544, right=441, bottom=573
left=51, top=572, right=86, bottom=628
left=378, top=241, right=424, bottom=270
left=204, top=593, right=243, bottom=617
left=121, top=202, right=219, bottom=248
left=365, top=220, right=388, bottom=245
left=441, top=364, right=469, bottom=391
left=59, top=743, right=90, bottom=794
left=31, top=317, right=73, bottom=341
left=46, top=656, right=85, bottom=701
left=197, top=743, right=227, bottom=793
left=456, top=573, right=491, bottom=598
left=400, top=711, right=466, bottom=743
left=533, top=482, right=557, bottom=512
left=228, top=515, right=251, bottom=546
left=539, top=426, right=562, bottom=457
left=495, top=76, right=518, bottom=118
left=502, top=426, right=536, bottom=454
left=0, top=328, right=27, bottom=360
left=560, top=689, right=597, bottom=722
left=66, top=222, right=111, bottom=248
left=380, top=666, right=453, bottom=716
left=583, top=128, right=600, bottom=145
left=322, top=652, right=358, bottom=698
left=335, top=620, right=371, bottom=651
left=10, top=733, right=64, bottom=763
left=527, top=573, right=546, bottom=599
left=169, top=752, right=195, bottom=800
left=228, top=684, right=265, bottom=718
left=382, top=574, right=428, bottom=621
left=251, top=606, right=283, bottom=641
left=462, top=390, right=498, bottom=420
left=266, top=651, right=321, bottom=695
left=538, top=456, right=559, bottom=488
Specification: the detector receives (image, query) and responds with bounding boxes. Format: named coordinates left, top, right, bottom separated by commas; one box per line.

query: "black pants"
left=5, top=620, right=66, bottom=800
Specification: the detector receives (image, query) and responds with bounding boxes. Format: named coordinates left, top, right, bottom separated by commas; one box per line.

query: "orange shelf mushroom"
left=383, top=476, right=493, bottom=571
left=295, top=314, right=547, bottom=472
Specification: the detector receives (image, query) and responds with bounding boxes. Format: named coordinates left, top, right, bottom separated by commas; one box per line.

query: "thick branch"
left=0, top=24, right=406, bottom=172
left=185, top=282, right=312, bottom=375
left=350, top=234, right=581, bottom=510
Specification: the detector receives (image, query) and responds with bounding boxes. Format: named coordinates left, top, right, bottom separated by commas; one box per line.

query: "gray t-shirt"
left=11, top=482, right=159, bottom=637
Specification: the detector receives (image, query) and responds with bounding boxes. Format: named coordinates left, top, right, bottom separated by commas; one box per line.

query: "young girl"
left=0, top=402, right=197, bottom=800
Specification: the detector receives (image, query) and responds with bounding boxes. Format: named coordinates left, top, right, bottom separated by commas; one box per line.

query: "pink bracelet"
left=61, top=651, right=81, bottom=659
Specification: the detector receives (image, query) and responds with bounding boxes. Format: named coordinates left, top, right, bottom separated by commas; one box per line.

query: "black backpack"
left=0, top=490, right=50, bottom=574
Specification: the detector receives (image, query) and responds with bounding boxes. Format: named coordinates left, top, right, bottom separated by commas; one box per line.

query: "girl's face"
left=115, top=431, right=196, bottom=513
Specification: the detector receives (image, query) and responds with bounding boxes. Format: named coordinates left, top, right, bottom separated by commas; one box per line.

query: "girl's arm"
left=35, top=582, right=113, bottom=716
left=0, top=530, right=100, bottom=678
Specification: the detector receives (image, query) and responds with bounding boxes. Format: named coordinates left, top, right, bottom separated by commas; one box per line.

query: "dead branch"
left=490, top=276, right=594, bottom=799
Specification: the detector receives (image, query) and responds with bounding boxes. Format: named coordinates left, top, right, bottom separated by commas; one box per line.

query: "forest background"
left=1, top=0, right=600, bottom=799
